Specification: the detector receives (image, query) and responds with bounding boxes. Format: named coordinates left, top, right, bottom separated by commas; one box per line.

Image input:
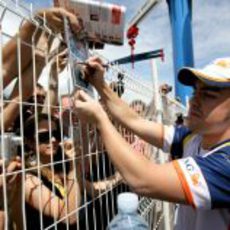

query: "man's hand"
left=73, top=90, right=108, bottom=125
left=37, top=7, right=82, bottom=35
left=0, top=157, right=21, bottom=187
left=0, top=157, right=21, bottom=208
left=82, top=57, right=106, bottom=89
left=63, top=140, right=82, bottom=158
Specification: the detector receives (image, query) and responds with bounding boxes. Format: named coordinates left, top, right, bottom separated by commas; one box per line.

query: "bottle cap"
left=117, top=192, right=138, bottom=213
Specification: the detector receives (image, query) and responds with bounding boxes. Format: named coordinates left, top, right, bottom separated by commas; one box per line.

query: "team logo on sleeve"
left=191, top=173, right=200, bottom=186
left=184, top=158, right=201, bottom=186
left=178, top=157, right=211, bottom=209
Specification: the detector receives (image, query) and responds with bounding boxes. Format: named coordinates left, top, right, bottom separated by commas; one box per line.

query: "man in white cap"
left=73, top=57, right=230, bottom=230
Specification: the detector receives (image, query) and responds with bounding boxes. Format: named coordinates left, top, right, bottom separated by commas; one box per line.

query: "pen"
left=75, top=61, right=109, bottom=69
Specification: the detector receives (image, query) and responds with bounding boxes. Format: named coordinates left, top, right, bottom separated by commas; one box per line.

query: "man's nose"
left=190, top=92, right=201, bottom=107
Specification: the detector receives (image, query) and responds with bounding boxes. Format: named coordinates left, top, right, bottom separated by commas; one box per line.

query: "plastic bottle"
left=107, top=192, right=149, bottom=230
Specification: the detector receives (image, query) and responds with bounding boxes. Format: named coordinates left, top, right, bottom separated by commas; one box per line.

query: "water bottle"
left=107, top=192, right=149, bottom=230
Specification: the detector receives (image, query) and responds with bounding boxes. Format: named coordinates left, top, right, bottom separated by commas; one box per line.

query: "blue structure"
left=166, top=0, right=194, bottom=105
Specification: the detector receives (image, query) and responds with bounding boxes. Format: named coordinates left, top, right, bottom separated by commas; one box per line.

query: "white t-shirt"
left=163, top=125, right=230, bottom=230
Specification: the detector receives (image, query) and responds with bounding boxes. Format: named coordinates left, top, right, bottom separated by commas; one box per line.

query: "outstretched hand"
left=0, top=157, right=21, bottom=208
left=81, top=57, right=106, bottom=89
left=36, top=7, right=82, bottom=35
left=73, top=90, right=107, bottom=125
left=0, top=157, right=21, bottom=187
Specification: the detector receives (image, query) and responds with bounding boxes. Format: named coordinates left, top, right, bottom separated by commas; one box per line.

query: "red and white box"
left=54, top=0, right=126, bottom=45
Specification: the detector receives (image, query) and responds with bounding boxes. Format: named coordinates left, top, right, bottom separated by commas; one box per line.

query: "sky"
left=2, top=0, right=230, bottom=97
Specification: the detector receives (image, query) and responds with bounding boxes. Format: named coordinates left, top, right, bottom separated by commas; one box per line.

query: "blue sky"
left=16, top=0, right=230, bottom=96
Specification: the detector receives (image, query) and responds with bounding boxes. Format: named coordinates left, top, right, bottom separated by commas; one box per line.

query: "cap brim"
left=178, top=67, right=230, bottom=87
left=178, top=68, right=200, bottom=86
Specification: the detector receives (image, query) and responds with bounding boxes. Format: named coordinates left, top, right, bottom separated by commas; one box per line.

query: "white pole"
left=150, top=59, right=171, bottom=230
left=128, top=0, right=161, bottom=27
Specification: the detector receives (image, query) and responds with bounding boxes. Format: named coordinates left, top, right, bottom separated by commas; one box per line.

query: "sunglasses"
left=28, top=95, right=46, bottom=104
left=38, top=130, right=61, bottom=143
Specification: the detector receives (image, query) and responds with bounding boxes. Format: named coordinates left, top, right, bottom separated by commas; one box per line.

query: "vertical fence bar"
left=31, top=18, right=44, bottom=230
left=0, top=5, right=9, bottom=230
left=151, top=59, right=171, bottom=230
left=16, top=27, right=27, bottom=230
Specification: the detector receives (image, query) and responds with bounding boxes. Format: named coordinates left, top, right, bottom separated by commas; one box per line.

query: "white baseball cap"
left=178, top=57, right=230, bottom=87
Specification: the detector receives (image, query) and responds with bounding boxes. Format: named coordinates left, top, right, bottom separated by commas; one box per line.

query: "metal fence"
left=0, top=1, right=187, bottom=230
